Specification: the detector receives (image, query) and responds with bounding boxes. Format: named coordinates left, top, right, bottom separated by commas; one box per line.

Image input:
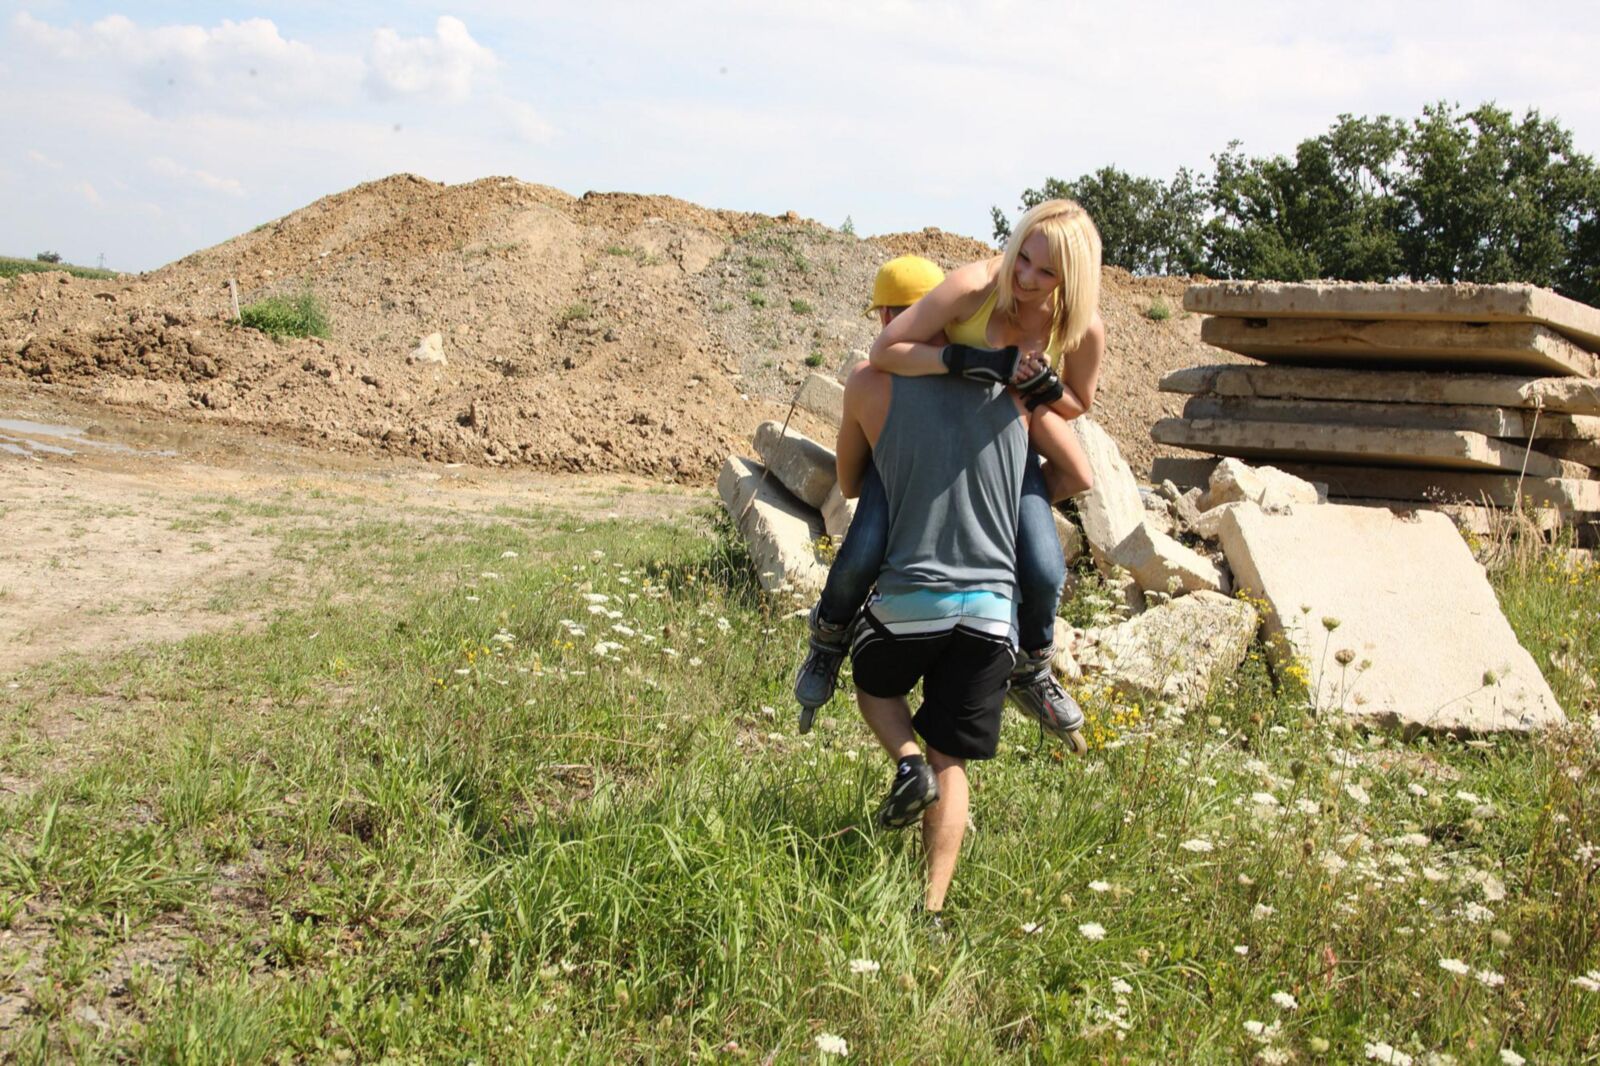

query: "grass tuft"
left=239, top=291, right=331, bottom=339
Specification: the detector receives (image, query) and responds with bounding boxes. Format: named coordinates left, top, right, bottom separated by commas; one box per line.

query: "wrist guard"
left=940, top=343, right=1019, bottom=384
left=1017, top=365, right=1066, bottom=410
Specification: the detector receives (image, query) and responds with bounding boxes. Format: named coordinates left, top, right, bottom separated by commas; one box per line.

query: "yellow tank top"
left=945, top=287, right=1064, bottom=362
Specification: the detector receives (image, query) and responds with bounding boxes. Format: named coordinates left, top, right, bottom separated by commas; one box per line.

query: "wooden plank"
left=1199, top=317, right=1599, bottom=377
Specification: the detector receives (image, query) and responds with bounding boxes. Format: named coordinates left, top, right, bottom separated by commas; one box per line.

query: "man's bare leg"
left=855, top=689, right=919, bottom=760
left=922, top=747, right=969, bottom=912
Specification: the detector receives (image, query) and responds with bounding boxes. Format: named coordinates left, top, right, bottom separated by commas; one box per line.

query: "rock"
left=1202, top=458, right=1323, bottom=512
left=1110, top=520, right=1229, bottom=596
left=794, top=372, right=845, bottom=426
left=409, top=332, right=446, bottom=366
left=1192, top=501, right=1255, bottom=542
left=1051, top=617, right=1082, bottom=682
left=717, top=456, right=829, bottom=598
left=1071, top=416, right=1144, bottom=575
left=1076, top=591, right=1256, bottom=710
left=821, top=482, right=856, bottom=542
left=1170, top=488, right=1204, bottom=533
left=753, top=421, right=836, bottom=509
left=1053, top=509, right=1085, bottom=567
left=1217, top=503, right=1564, bottom=734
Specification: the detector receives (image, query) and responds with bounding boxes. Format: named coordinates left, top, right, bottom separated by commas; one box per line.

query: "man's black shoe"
left=875, top=758, right=939, bottom=829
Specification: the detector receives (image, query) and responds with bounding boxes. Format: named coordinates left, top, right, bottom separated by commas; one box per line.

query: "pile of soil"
left=0, top=174, right=1236, bottom=481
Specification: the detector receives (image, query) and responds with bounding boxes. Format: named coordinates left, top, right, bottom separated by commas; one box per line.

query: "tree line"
left=992, top=102, right=1600, bottom=304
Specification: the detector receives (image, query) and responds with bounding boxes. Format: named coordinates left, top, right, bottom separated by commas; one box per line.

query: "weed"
left=804, top=351, right=825, bottom=368
left=747, top=291, right=768, bottom=309
left=790, top=299, right=813, bottom=315
left=1145, top=298, right=1172, bottom=321
left=840, top=215, right=856, bottom=236
left=239, top=292, right=330, bottom=340
left=557, top=303, right=593, bottom=324
left=604, top=245, right=633, bottom=257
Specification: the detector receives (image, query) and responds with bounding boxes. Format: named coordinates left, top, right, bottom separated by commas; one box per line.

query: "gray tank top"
left=873, top=375, right=1027, bottom=600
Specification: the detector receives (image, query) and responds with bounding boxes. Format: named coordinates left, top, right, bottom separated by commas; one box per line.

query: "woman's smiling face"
left=1013, top=229, right=1058, bottom=298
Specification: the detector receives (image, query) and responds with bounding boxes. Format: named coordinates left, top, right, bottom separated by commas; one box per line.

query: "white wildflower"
left=1499, top=1049, right=1525, bottom=1066
left=1271, top=991, right=1298, bottom=1010
left=1345, top=782, right=1372, bottom=806
left=848, top=958, right=880, bottom=976
left=1459, top=902, right=1496, bottom=924
left=1320, top=852, right=1349, bottom=875
left=500, top=550, right=518, bottom=559
left=1422, top=866, right=1447, bottom=883
left=1179, top=838, right=1214, bottom=853
left=1475, top=969, right=1505, bottom=989
left=1251, top=791, right=1280, bottom=807
left=1364, top=1042, right=1414, bottom=1065
left=1077, top=922, right=1106, bottom=941
left=1570, top=970, right=1600, bottom=992
left=587, top=604, right=608, bottom=616
left=1110, top=978, right=1133, bottom=996
left=1454, top=790, right=1483, bottom=805
left=1234, top=944, right=1250, bottom=957
left=1294, top=799, right=1321, bottom=815
left=1438, top=958, right=1470, bottom=976
left=1021, top=922, right=1044, bottom=935
left=582, top=593, right=609, bottom=604
left=611, top=624, right=636, bottom=637
left=688, top=656, right=703, bottom=667
left=815, top=1033, right=848, bottom=1056
left=1252, top=903, right=1276, bottom=921
left=1408, top=783, right=1428, bottom=797
left=1088, top=880, right=1113, bottom=894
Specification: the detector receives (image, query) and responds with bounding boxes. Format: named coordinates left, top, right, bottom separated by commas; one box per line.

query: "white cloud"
left=365, top=16, right=497, bottom=103
left=26, top=148, right=61, bottom=168
left=75, top=180, right=102, bottom=206
left=498, top=98, right=556, bottom=144
left=148, top=156, right=245, bottom=197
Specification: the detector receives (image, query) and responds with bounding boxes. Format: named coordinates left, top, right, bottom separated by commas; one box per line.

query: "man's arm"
left=835, top=368, right=874, bottom=499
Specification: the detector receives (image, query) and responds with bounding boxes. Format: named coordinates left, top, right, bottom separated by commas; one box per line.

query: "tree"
left=993, top=167, right=1205, bottom=275
left=35, top=251, right=61, bottom=264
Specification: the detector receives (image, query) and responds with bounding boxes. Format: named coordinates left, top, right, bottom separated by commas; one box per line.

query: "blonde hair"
left=994, top=199, right=1102, bottom=367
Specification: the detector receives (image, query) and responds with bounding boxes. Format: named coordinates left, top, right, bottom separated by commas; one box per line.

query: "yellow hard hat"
left=865, top=255, right=944, bottom=314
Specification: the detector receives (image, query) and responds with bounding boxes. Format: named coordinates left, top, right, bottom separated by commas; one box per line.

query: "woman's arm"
left=868, top=260, right=995, bottom=375
left=1013, top=313, right=1105, bottom=420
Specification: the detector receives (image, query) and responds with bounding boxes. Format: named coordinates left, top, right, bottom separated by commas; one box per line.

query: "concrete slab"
left=1161, top=364, right=1600, bottom=416
left=1180, top=395, right=1600, bottom=440
left=1152, top=418, right=1589, bottom=478
left=1152, top=456, right=1600, bottom=513
left=717, top=455, right=829, bottom=599
left=1216, top=503, right=1564, bottom=733
left=753, top=421, right=837, bottom=509
left=1531, top=438, right=1600, bottom=469
left=1075, top=591, right=1257, bottom=711
left=1072, top=416, right=1146, bottom=575
left=821, top=482, right=856, bottom=542
left=794, top=373, right=845, bottom=426
left=1184, top=281, right=1600, bottom=352
left=1109, top=520, right=1228, bottom=596
left=1200, top=317, right=1599, bottom=377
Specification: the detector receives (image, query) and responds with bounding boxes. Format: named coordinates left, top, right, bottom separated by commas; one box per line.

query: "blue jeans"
left=817, top=453, right=1065, bottom=652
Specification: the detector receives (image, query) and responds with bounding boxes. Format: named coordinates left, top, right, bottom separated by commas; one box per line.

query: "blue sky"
left=4, top=1, right=1598, bottom=272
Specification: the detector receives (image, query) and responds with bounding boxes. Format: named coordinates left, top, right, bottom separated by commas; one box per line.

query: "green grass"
left=1, top=505, right=1597, bottom=1062
left=238, top=292, right=331, bottom=340
left=1146, top=298, right=1172, bottom=321
left=558, top=302, right=593, bottom=324
left=0, top=256, right=115, bottom=281
left=805, top=351, right=826, bottom=368
left=791, top=298, right=813, bottom=315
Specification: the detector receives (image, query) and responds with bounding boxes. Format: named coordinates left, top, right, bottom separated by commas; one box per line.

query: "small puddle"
left=0, top=417, right=175, bottom=459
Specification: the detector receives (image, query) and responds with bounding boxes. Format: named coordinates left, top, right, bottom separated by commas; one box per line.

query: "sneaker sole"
left=797, top=703, right=817, bottom=735
left=876, top=785, right=939, bottom=829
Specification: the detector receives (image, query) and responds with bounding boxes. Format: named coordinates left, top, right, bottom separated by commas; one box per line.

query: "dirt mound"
left=0, top=175, right=1233, bottom=481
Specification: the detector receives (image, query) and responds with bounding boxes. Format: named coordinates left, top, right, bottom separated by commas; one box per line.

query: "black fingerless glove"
left=940, top=343, right=1019, bottom=384
left=1016, top=365, right=1066, bottom=410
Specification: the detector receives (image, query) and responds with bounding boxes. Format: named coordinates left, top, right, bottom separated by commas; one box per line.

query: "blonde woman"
left=794, top=200, right=1103, bottom=743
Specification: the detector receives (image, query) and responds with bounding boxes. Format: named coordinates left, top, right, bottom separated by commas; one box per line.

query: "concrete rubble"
left=717, top=456, right=830, bottom=598
left=1074, top=591, right=1257, bottom=711
left=1216, top=503, right=1565, bottom=734
left=753, top=420, right=837, bottom=509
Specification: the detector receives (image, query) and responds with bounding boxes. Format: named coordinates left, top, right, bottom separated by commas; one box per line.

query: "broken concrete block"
left=1053, top=509, right=1085, bottom=566
left=409, top=332, right=446, bottom=365
left=1072, top=416, right=1145, bottom=575
left=1531, top=437, right=1600, bottom=469
left=794, top=373, right=844, bottom=426
left=1192, top=501, right=1256, bottom=542
left=1183, top=281, right=1600, bottom=353
left=1202, top=457, right=1324, bottom=511
left=1110, top=521, right=1228, bottom=596
left=1199, top=317, right=1600, bottom=377
left=1154, top=418, right=1589, bottom=478
left=717, top=456, right=829, bottom=598
left=821, top=482, right=856, bottom=542
left=1217, top=503, right=1565, bottom=734
left=1051, top=617, right=1082, bottom=682
left=1161, top=364, right=1600, bottom=416
left=1076, top=591, right=1256, bottom=711
left=1170, top=488, right=1204, bottom=534
left=1180, top=394, right=1600, bottom=440
left=753, top=421, right=836, bottom=509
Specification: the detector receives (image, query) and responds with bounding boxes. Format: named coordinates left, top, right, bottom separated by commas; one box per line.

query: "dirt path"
left=0, top=386, right=705, bottom=679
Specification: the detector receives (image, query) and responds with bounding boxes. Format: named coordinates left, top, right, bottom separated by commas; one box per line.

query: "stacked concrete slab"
left=1154, top=283, right=1600, bottom=535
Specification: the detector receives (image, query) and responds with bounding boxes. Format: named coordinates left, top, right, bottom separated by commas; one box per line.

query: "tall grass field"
left=1, top=497, right=1596, bottom=1062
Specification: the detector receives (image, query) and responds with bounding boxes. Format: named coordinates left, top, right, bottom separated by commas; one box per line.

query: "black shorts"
left=850, top=615, right=1016, bottom=761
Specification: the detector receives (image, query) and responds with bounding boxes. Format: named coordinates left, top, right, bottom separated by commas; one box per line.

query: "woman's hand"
left=1011, top=352, right=1049, bottom=386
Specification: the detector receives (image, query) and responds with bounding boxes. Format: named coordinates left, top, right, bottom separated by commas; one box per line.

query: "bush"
left=804, top=351, right=825, bottom=368
left=239, top=292, right=331, bottom=340
left=1145, top=298, right=1172, bottom=321
left=35, top=251, right=61, bottom=264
